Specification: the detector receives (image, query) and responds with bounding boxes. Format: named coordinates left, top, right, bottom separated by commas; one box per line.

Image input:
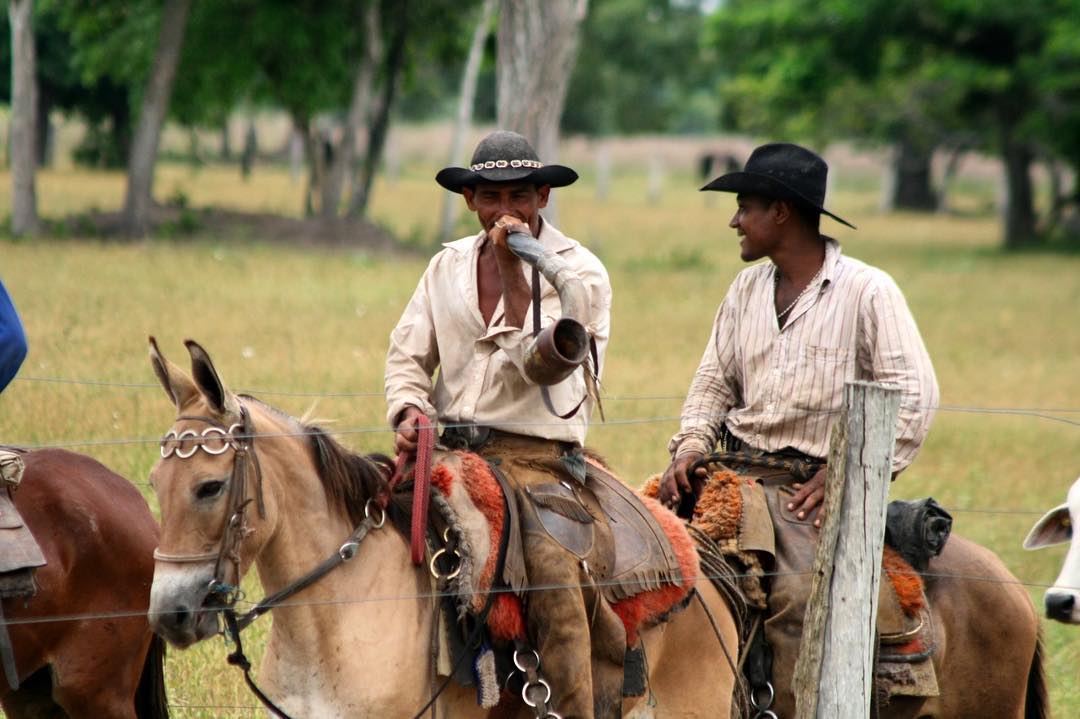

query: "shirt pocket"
left=793, top=345, right=854, bottom=411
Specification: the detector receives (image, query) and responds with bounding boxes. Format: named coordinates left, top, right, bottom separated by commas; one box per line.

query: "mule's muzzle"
left=150, top=601, right=219, bottom=648
left=1045, top=590, right=1078, bottom=623
left=149, top=565, right=220, bottom=647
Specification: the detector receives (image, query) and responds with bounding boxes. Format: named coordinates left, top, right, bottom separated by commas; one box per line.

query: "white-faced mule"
left=145, top=338, right=741, bottom=719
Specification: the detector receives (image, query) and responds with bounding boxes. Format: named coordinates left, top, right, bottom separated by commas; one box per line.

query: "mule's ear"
left=1023, top=505, right=1072, bottom=550
left=149, top=336, right=200, bottom=411
left=184, top=339, right=239, bottom=416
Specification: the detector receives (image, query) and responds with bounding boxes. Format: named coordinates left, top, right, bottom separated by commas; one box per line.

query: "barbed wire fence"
left=2, top=371, right=1078, bottom=714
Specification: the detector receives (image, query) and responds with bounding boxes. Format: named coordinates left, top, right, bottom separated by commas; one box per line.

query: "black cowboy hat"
left=436, top=130, right=578, bottom=193
left=701, top=142, right=856, bottom=229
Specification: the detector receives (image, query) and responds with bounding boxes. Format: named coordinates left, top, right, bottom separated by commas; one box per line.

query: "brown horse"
left=1, top=449, right=168, bottom=719
left=767, top=533, right=1048, bottom=719
left=146, top=339, right=739, bottom=718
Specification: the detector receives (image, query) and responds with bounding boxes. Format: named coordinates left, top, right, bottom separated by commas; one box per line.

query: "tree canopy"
left=708, top=0, right=1080, bottom=246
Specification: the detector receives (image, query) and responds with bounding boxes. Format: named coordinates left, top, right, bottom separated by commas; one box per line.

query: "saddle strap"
left=0, top=601, right=18, bottom=691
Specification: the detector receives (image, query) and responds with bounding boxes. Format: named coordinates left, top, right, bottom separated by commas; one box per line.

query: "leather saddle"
left=0, top=449, right=45, bottom=598
left=518, top=457, right=684, bottom=604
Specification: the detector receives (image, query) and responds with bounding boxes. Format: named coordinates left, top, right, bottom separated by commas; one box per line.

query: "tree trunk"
left=36, top=87, right=54, bottom=167
left=348, top=1, right=409, bottom=218
left=887, top=138, right=938, bottom=211
left=437, top=0, right=497, bottom=243
left=9, top=0, right=38, bottom=237
left=496, top=0, right=587, bottom=225
left=122, top=0, right=193, bottom=236
left=321, top=0, right=381, bottom=220
left=1001, top=131, right=1037, bottom=249
left=296, top=115, right=320, bottom=217
left=220, top=118, right=232, bottom=161
left=1046, top=156, right=1065, bottom=231
left=936, top=144, right=967, bottom=214
left=241, top=119, right=257, bottom=179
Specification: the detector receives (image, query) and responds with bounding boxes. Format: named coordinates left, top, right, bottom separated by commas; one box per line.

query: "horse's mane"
left=307, top=427, right=394, bottom=526
left=240, top=395, right=394, bottom=527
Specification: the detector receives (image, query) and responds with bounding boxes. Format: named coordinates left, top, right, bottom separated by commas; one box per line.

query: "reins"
left=155, top=402, right=472, bottom=719
left=389, top=414, right=436, bottom=565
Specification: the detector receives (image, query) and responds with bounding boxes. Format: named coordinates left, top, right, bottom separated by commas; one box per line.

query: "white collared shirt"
left=669, top=239, right=939, bottom=473
left=385, top=221, right=611, bottom=445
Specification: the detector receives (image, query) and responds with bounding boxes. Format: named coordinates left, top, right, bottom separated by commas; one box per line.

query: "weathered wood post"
left=792, top=380, right=901, bottom=718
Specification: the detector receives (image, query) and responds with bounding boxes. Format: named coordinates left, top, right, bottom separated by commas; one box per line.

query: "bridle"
left=152, top=400, right=479, bottom=719
left=152, top=401, right=387, bottom=719
left=153, top=404, right=265, bottom=605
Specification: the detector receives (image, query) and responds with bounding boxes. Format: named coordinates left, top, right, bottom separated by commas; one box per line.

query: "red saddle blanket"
left=430, top=451, right=699, bottom=645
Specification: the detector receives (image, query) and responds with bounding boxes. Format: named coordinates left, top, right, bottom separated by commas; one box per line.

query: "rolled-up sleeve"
left=385, top=264, right=440, bottom=426
left=858, top=273, right=939, bottom=473
left=668, top=294, right=739, bottom=459
left=0, top=280, right=27, bottom=394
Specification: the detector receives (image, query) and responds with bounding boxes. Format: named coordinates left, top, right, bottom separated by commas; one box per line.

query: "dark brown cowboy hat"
left=701, top=142, right=856, bottom=229
left=436, top=130, right=578, bottom=193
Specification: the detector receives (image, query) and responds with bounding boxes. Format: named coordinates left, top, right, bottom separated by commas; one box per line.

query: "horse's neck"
left=255, top=471, right=432, bottom=674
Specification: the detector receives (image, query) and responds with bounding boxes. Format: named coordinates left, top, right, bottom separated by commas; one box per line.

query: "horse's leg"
left=628, top=581, right=738, bottom=719
left=48, top=624, right=151, bottom=719
left=1, top=666, right=68, bottom=719
left=914, top=536, right=1039, bottom=719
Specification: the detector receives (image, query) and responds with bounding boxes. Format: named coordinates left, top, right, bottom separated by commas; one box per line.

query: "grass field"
left=1, top=132, right=1079, bottom=716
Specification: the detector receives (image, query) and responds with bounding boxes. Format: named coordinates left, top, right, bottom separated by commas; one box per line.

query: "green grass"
left=1, top=137, right=1078, bottom=715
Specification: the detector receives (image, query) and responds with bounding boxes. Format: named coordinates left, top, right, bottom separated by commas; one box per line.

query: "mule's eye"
left=194, top=480, right=226, bottom=501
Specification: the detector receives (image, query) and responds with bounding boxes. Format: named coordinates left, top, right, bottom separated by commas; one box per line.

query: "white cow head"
left=1024, top=475, right=1080, bottom=623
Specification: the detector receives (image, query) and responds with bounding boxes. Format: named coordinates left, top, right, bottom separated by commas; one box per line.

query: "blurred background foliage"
left=2, top=0, right=1078, bottom=246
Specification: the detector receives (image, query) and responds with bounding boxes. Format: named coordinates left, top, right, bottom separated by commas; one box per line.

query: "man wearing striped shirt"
left=660, top=141, right=938, bottom=520
left=658, top=143, right=939, bottom=713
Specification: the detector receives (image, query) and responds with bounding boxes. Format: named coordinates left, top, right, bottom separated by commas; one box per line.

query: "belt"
left=439, top=424, right=577, bottom=455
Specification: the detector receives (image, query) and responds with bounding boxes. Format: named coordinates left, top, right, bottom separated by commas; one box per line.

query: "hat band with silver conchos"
left=470, top=159, right=544, bottom=171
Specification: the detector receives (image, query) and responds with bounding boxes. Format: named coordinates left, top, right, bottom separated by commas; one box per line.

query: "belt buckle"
left=462, top=424, right=491, bottom=449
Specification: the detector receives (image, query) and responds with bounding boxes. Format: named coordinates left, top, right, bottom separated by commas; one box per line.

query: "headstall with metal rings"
left=152, top=405, right=264, bottom=601
left=150, top=400, right=393, bottom=719
left=160, top=423, right=244, bottom=459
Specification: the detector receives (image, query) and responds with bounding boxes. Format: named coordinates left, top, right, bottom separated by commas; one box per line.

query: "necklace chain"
left=774, top=264, right=823, bottom=320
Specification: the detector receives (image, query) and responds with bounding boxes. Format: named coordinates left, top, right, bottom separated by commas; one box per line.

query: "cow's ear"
left=1024, top=505, right=1072, bottom=550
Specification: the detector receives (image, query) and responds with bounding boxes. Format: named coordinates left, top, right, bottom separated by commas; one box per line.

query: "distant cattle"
left=1024, top=474, right=1080, bottom=623
left=698, top=151, right=741, bottom=181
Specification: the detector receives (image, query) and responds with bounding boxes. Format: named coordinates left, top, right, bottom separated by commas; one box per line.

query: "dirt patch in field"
left=61, top=204, right=404, bottom=252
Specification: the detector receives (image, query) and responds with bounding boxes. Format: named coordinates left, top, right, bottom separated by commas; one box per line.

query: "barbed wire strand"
left=13, top=374, right=1080, bottom=415
left=9, top=399, right=1080, bottom=455
left=0, top=567, right=1072, bottom=629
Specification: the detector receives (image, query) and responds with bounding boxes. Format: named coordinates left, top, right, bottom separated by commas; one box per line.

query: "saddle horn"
left=505, top=230, right=591, bottom=386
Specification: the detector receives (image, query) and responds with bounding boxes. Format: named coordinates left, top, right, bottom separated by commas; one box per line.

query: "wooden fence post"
left=792, top=381, right=901, bottom=718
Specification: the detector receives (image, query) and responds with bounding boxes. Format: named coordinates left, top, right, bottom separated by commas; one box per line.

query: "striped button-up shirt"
left=669, top=239, right=938, bottom=473
left=385, top=221, right=611, bottom=446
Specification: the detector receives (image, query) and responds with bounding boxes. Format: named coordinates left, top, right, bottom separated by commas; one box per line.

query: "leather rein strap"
left=389, top=414, right=436, bottom=565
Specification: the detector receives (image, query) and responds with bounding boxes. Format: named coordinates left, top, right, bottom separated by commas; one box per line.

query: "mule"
left=1, top=448, right=168, bottom=719
left=1024, top=473, right=1080, bottom=623
left=145, top=338, right=739, bottom=718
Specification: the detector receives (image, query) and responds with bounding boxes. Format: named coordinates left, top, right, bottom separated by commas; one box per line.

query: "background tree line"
left=4, top=0, right=1079, bottom=248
